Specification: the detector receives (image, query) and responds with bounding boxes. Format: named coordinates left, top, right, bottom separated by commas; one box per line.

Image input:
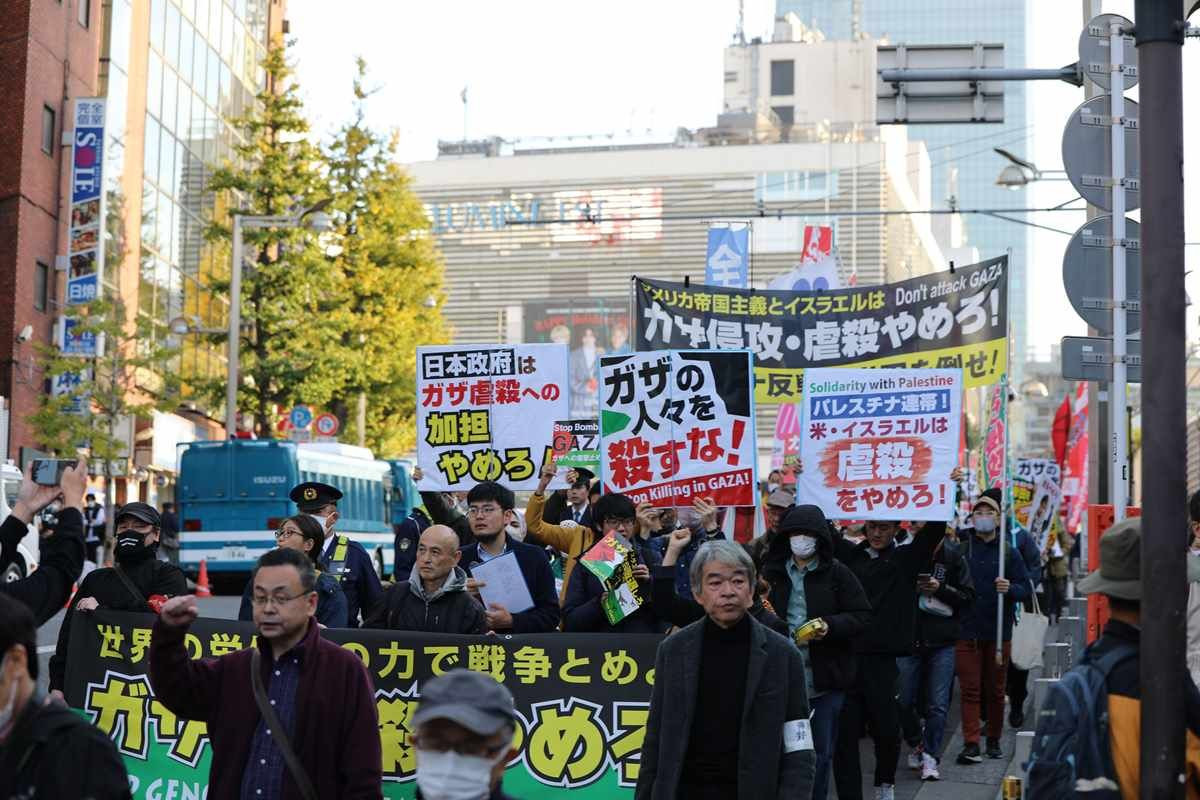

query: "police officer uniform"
left=290, top=481, right=383, bottom=627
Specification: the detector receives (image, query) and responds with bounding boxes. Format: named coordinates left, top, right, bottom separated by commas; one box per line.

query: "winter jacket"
left=363, top=566, right=486, bottom=634
left=523, top=490, right=596, bottom=603
left=649, top=564, right=790, bottom=637
left=1188, top=552, right=1200, bottom=688
left=835, top=522, right=945, bottom=656
left=911, top=536, right=976, bottom=648
left=0, top=507, right=84, bottom=625
left=745, top=528, right=780, bottom=570
left=460, top=537, right=561, bottom=633
left=760, top=523, right=872, bottom=691
left=958, top=529, right=1031, bottom=642
left=0, top=692, right=130, bottom=800
left=50, top=554, right=189, bottom=691
left=392, top=506, right=432, bottom=582
left=649, top=525, right=725, bottom=599
left=563, top=535, right=668, bottom=634
left=238, top=570, right=349, bottom=629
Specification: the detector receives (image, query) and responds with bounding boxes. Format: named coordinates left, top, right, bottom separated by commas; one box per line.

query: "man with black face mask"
left=47, top=502, right=187, bottom=698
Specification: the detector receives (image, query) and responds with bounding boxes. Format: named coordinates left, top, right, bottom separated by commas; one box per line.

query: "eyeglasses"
left=250, top=590, right=313, bottom=608
left=274, top=528, right=299, bottom=541
left=604, top=516, right=636, bottom=528
left=467, top=505, right=502, bottom=517
left=412, top=732, right=510, bottom=759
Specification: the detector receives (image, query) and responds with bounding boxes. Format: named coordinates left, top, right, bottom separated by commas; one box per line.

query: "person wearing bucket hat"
left=411, top=668, right=519, bottom=800
left=1027, top=518, right=1200, bottom=799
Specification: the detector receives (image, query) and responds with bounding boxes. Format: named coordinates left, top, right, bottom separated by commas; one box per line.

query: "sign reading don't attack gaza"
left=797, top=367, right=962, bottom=522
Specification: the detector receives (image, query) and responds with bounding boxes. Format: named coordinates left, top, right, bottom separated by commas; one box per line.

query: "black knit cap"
left=778, top=504, right=829, bottom=536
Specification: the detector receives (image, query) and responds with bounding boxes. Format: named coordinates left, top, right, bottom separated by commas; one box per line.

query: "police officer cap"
left=289, top=481, right=343, bottom=512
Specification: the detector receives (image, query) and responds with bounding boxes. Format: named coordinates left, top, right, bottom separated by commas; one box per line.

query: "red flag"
left=1051, top=393, right=1071, bottom=466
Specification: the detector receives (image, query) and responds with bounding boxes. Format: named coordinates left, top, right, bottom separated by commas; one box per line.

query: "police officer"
left=290, top=481, right=383, bottom=627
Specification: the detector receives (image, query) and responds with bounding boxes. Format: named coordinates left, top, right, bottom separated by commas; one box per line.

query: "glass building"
left=777, top=0, right=1031, bottom=378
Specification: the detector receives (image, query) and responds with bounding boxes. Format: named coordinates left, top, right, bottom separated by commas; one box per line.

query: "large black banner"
left=634, top=256, right=1008, bottom=402
left=66, top=611, right=660, bottom=799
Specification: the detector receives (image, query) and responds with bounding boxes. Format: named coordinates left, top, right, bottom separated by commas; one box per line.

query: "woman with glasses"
left=237, top=515, right=349, bottom=628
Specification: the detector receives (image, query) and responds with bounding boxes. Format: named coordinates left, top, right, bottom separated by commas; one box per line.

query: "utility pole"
left=1135, top=0, right=1187, bottom=796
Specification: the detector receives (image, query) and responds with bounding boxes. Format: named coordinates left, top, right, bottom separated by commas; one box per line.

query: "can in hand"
left=793, top=618, right=827, bottom=645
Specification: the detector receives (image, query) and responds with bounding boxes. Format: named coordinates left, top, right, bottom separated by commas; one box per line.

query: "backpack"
left=1025, top=640, right=1137, bottom=799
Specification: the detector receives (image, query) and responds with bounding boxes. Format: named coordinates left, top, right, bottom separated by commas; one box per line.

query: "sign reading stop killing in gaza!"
left=797, top=368, right=962, bottom=521
left=599, top=350, right=757, bottom=507
left=416, top=344, right=568, bottom=491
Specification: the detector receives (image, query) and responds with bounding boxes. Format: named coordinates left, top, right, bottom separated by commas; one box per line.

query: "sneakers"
left=921, top=753, right=941, bottom=781
left=907, top=746, right=924, bottom=770
left=956, top=742, right=983, bottom=764
left=874, top=784, right=895, bottom=800
left=986, top=738, right=1004, bottom=759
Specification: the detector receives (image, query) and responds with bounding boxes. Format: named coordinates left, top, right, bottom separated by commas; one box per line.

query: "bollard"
left=1043, top=642, right=1072, bottom=679
left=1033, top=677, right=1059, bottom=720
left=1057, top=615, right=1083, bottom=664
left=1014, top=731, right=1036, bottom=798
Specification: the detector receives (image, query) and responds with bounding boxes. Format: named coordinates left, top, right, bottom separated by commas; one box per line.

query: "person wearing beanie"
left=761, top=503, right=872, bottom=800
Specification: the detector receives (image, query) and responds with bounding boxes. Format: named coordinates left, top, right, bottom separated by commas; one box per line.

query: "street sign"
left=1061, top=95, right=1139, bottom=212
left=876, top=43, right=1005, bottom=124
left=1062, top=215, right=1140, bottom=335
left=1077, top=14, right=1137, bottom=91
left=289, top=405, right=313, bottom=430
left=313, top=413, right=340, bottom=438
left=1061, top=336, right=1141, bottom=383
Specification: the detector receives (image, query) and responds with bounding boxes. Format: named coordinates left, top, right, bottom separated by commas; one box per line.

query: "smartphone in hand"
left=31, top=459, right=76, bottom=486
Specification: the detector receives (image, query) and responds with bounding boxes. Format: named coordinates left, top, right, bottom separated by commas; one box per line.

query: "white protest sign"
left=416, top=344, right=568, bottom=491
left=797, top=367, right=962, bottom=521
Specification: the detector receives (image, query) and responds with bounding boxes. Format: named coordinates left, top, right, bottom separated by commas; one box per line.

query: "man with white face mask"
left=0, top=593, right=129, bottom=798
left=411, top=668, right=519, bottom=800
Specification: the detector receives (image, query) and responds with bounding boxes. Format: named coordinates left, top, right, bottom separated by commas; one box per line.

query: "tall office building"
left=777, top=0, right=1031, bottom=379
left=0, top=0, right=284, bottom=502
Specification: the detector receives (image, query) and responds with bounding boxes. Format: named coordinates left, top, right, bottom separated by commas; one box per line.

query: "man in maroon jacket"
left=150, top=547, right=382, bottom=799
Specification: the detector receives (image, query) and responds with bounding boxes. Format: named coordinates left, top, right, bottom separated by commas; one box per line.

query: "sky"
left=287, top=0, right=1200, bottom=357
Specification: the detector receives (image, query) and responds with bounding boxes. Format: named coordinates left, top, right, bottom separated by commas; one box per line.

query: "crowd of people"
left=0, top=451, right=1198, bottom=800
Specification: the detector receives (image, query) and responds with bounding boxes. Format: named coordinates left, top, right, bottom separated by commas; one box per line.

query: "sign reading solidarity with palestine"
left=416, top=344, right=568, bottom=491
left=635, top=255, right=1008, bottom=403
left=797, top=368, right=962, bottom=521
left=599, top=350, right=757, bottom=507
left=65, top=612, right=659, bottom=799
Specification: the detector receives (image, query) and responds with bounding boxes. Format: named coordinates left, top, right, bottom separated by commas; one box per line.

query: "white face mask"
left=790, top=535, right=818, bottom=559
left=307, top=513, right=329, bottom=532
left=415, top=747, right=505, bottom=800
left=973, top=515, right=997, bottom=534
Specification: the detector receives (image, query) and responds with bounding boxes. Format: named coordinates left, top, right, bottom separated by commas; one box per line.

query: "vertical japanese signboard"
left=797, top=367, right=962, bottom=521
left=416, top=344, right=568, bottom=492
left=599, top=350, right=756, bottom=507
left=67, top=98, right=106, bottom=307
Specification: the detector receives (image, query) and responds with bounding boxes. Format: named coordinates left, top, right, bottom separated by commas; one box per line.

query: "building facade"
left=0, top=0, right=284, bottom=503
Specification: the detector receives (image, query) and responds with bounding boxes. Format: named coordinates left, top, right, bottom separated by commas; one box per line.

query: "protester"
left=49, top=501, right=189, bottom=695
left=0, top=593, right=130, bottom=799
left=996, top=489, right=1043, bottom=731
left=562, top=492, right=668, bottom=634
left=954, top=491, right=1030, bottom=764
left=899, top=526, right=976, bottom=781
left=653, top=524, right=790, bottom=636
left=459, top=481, right=560, bottom=633
left=237, top=514, right=348, bottom=628
left=84, top=491, right=105, bottom=564
left=1027, top=517, right=1200, bottom=798
left=832, top=517, right=947, bottom=800
left=364, top=524, right=486, bottom=634
left=636, top=541, right=816, bottom=800
left=745, top=488, right=795, bottom=569
left=290, top=480, right=383, bottom=627
left=524, top=464, right=598, bottom=602
left=562, top=469, right=593, bottom=526
left=650, top=496, right=724, bottom=600
left=150, top=548, right=383, bottom=797
left=411, top=669, right=520, bottom=800
left=1041, top=523, right=1073, bottom=624
left=160, top=501, right=181, bottom=565
left=761, top=504, right=872, bottom=800
left=0, top=458, right=87, bottom=625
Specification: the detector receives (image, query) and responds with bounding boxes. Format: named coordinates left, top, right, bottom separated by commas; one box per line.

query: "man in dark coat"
left=365, top=525, right=485, bottom=634
left=49, top=501, right=188, bottom=695
left=150, top=548, right=382, bottom=798
left=637, top=540, right=816, bottom=800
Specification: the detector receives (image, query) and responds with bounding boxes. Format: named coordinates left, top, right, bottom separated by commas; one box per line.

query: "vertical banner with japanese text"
left=635, top=256, right=1007, bottom=403
left=67, top=97, right=106, bottom=306
left=416, top=344, right=568, bottom=491
left=599, top=351, right=757, bottom=506
left=797, top=368, right=962, bottom=521
left=65, top=611, right=659, bottom=799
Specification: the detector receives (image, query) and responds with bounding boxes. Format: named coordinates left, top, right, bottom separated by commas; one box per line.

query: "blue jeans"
left=811, top=690, right=845, bottom=800
left=897, top=645, right=956, bottom=759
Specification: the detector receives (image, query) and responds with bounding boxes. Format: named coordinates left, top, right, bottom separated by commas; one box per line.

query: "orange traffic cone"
left=64, top=582, right=77, bottom=609
left=195, top=559, right=212, bottom=598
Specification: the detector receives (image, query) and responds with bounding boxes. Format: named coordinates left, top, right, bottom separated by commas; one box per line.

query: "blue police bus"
left=178, top=439, right=412, bottom=578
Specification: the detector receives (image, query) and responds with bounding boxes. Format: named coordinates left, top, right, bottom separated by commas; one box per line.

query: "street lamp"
left=993, top=148, right=1068, bottom=189
left=226, top=200, right=333, bottom=438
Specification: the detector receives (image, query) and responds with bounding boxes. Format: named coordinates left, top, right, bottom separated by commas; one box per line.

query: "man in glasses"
left=458, top=481, right=560, bottom=633
left=150, top=547, right=382, bottom=797
left=48, top=501, right=187, bottom=698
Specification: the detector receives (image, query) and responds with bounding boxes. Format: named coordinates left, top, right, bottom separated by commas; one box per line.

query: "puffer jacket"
left=363, top=566, right=486, bottom=634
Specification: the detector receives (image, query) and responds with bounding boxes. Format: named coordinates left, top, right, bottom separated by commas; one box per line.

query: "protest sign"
left=635, top=255, right=1008, bottom=403
left=551, top=419, right=601, bottom=476
left=771, top=403, right=802, bottom=471
left=416, top=344, right=568, bottom=491
left=1028, top=475, right=1064, bottom=551
left=66, top=611, right=658, bottom=799
left=579, top=534, right=645, bottom=625
left=797, top=368, right=962, bottom=521
left=981, top=381, right=1007, bottom=491
left=521, top=298, right=630, bottom=419
left=599, top=350, right=757, bottom=507
left=1012, top=458, right=1061, bottom=533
